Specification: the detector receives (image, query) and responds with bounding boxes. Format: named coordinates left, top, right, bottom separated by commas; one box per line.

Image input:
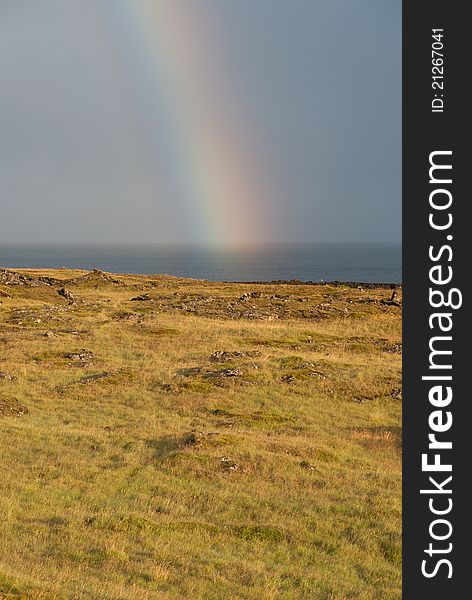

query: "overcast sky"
left=0, top=0, right=401, bottom=244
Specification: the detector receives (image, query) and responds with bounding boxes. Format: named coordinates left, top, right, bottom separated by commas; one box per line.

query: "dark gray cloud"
left=0, top=0, right=400, bottom=243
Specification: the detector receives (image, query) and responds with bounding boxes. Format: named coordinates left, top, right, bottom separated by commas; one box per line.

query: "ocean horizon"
left=0, top=242, right=401, bottom=284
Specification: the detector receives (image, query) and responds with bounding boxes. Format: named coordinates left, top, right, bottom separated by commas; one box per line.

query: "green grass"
left=0, top=269, right=401, bottom=599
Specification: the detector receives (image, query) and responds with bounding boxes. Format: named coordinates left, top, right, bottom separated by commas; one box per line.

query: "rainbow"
left=101, top=0, right=266, bottom=243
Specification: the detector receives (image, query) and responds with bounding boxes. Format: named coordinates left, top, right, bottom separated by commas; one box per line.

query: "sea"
left=0, top=243, right=401, bottom=284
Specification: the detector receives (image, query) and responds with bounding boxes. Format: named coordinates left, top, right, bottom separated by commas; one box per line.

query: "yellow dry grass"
left=0, top=269, right=401, bottom=599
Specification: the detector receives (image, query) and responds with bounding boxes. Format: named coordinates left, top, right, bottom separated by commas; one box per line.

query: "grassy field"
left=0, top=268, right=402, bottom=599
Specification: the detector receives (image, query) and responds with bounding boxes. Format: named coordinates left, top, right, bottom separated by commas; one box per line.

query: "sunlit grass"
left=0, top=269, right=401, bottom=599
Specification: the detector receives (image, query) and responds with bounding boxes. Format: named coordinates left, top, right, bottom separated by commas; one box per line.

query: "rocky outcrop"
left=65, top=269, right=123, bottom=286
left=57, top=288, right=75, bottom=303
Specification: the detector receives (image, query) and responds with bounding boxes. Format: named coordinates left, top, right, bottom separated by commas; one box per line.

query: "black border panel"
left=403, top=2, right=468, bottom=597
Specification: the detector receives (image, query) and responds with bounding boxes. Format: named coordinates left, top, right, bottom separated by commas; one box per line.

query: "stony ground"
left=0, top=268, right=402, bottom=599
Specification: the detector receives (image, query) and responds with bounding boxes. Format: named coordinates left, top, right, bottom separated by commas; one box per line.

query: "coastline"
left=2, top=267, right=401, bottom=289
left=0, top=242, right=402, bottom=285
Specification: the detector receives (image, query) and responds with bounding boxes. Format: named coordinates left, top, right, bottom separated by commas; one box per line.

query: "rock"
left=184, top=432, right=202, bottom=446
left=64, top=350, right=94, bottom=366
left=177, top=367, right=202, bottom=377
left=57, top=288, right=75, bottom=303
left=220, top=456, right=247, bottom=473
left=391, top=387, right=402, bottom=400
left=209, top=350, right=261, bottom=363
left=207, top=368, right=243, bottom=378
left=181, top=430, right=222, bottom=449
left=130, top=293, right=152, bottom=301
left=0, top=269, right=34, bottom=286
left=55, top=371, right=112, bottom=393
left=299, top=460, right=318, bottom=471
left=64, top=350, right=94, bottom=360
left=0, top=397, right=28, bottom=417
left=65, top=269, right=123, bottom=286
left=381, top=290, right=401, bottom=307
left=381, top=299, right=401, bottom=307
left=0, top=269, right=55, bottom=287
left=44, top=331, right=58, bottom=338
left=160, top=382, right=183, bottom=394
left=78, top=372, right=111, bottom=384
left=239, top=291, right=261, bottom=301
left=0, top=371, right=15, bottom=381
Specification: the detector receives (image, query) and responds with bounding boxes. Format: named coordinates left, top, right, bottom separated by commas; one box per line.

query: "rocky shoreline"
left=226, top=279, right=401, bottom=289
left=1, top=267, right=401, bottom=289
